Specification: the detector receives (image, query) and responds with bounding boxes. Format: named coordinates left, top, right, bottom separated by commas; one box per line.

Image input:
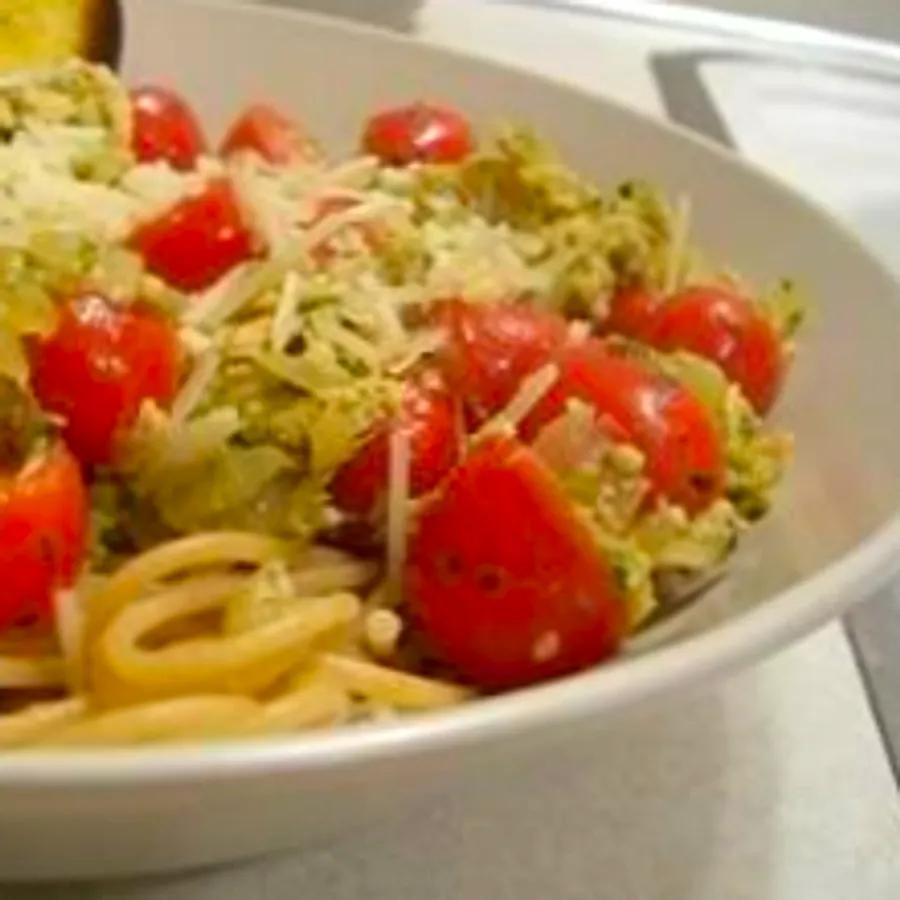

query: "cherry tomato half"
left=362, top=102, right=473, bottom=165
left=406, top=435, right=625, bottom=689
left=130, top=178, right=255, bottom=292
left=330, top=375, right=459, bottom=517
left=31, top=293, right=180, bottom=466
left=651, top=285, right=784, bottom=414
left=220, top=103, right=317, bottom=165
left=0, top=444, right=88, bottom=631
left=431, top=300, right=569, bottom=426
left=521, top=339, right=725, bottom=514
left=599, top=285, right=660, bottom=342
left=130, top=85, right=206, bottom=171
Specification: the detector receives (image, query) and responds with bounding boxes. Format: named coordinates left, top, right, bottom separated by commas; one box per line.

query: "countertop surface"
left=6, top=1, right=900, bottom=896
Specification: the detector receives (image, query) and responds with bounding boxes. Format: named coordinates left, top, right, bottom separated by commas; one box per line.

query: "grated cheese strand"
left=385, top=427, right=412, bottom=608
left=491, top=363, right=560, bottom=432
left=663, top=193, right=692, bottom=296
left=170, top=346, right=220, bottom=424
left=270, top=269, right=303, bottom=353
left=300, top=195, right=402, bottom=252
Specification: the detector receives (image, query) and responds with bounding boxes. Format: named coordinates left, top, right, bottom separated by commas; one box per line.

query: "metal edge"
left=649, top=53, right=733, bottom=146
left=844, top=592, right=900, bottom=789
left=653, top=47, right=900, bottom=92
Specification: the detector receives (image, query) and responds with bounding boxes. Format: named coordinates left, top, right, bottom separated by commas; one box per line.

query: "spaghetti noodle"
left=0, top=535, right=469, bottom=747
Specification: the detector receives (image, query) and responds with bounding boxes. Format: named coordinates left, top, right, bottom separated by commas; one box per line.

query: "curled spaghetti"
left=86, top=532, right=285, bottom=638
left=99, top=586, right=358, bottom=699
left=0, top=535, right=468, bottom=748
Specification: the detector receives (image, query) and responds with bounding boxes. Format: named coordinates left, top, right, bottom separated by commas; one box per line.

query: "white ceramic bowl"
left=3, top=0, right=900, bottom=880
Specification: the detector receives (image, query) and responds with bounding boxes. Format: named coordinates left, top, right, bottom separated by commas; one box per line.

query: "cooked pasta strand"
left=0, top=655, right=66, bottom=689
left=257, top=669, right=350, bottom=733
left=290, top=552, right=376, bottom=597
left=100, top=585, right=359, bottom=699
left=36, top=696, right=260, bottom=747
left=0, top=698, right=87, bottom=748
left=321, top=654, right=470, bottom=710
left=86, top=532, right=285, bottom=638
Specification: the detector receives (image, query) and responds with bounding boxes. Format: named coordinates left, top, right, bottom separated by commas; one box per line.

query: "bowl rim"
left=4, top=0, right=900, bottom=786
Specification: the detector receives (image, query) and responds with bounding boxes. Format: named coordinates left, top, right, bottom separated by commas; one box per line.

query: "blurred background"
left=654, top=0, right=900, bottom=41
left=270, top=0, right=900, bottom=42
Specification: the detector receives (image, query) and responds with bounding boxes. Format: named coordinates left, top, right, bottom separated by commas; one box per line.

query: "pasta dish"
left=0, top=62, right=804, bottom=747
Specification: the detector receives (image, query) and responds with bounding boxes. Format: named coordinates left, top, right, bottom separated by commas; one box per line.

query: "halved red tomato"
left=651, top=285, right=784, bottom=414
left=407, top=435, right=625, bottom=688
left=31, top=293, right=180, bottom=466
left=130, top=85, right=206, bottom=170
left=130, top=179, right=254, bottom=292
left=331, top=375, right=459, bottom=516
left=0, top=444, right=88, bottom=631
left=521, top=339, right=725, bottom=513
left=220, top=103, right=317, bottom=165
left=431, top=300, right=569, bottom=426
left=362, top=102, right=473, bottom=165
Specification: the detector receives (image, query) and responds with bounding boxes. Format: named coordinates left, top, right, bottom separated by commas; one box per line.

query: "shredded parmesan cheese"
left=178, top=325, right=213, bottom=356
left=385, top=427, right=411, bottom=608
left=319, top=156, right=379, bottom=188
left=170, top=346, right=220, bottom=424
left=567, top=320, right=591, bottom=343
left=491, top=363, right=560, bottom=431
left=184, top=243, right=305, bottom=330
left=387, top=328, right=445, bottom=375
left=300, top=195, right=401, bottom=252
left=270, top=269, right=303, bottom=352
left=229, top=157, right=302, bottom=252
left=663, top=194, right=692, bottom=295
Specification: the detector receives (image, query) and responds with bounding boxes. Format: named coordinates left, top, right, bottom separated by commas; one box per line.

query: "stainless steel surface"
left=656, top=0, right=900, bottom=44
left=502, top=0, right=900, bottom=72
left=848, top=589, right=900, bottom=784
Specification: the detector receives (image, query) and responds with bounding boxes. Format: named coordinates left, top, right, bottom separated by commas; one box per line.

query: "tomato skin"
left=130, top=85, right=206, bottom=171
left=130, top=179, right=254, bottom=292
left=220, top=103, right=315, bottom=165
left=406, top=435, right=625, bottom=689
left=0, top=445, right=88, bottom=631
left=432, top=300, right=569, bottom=426
left=521, top=339, right=724, bottom=514
left=600, top=285, right=660, bottom=341
left=330, top=375, right=460, bottom=516
left=362, top=102, right=473, bottom=165
left=650, top=285, right=784, bottom=414
left=31, top=293, right=180, bottom=466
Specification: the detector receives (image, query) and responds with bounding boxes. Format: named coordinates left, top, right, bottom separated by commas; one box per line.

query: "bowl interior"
left=115, top=0, right=900, bottom=716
